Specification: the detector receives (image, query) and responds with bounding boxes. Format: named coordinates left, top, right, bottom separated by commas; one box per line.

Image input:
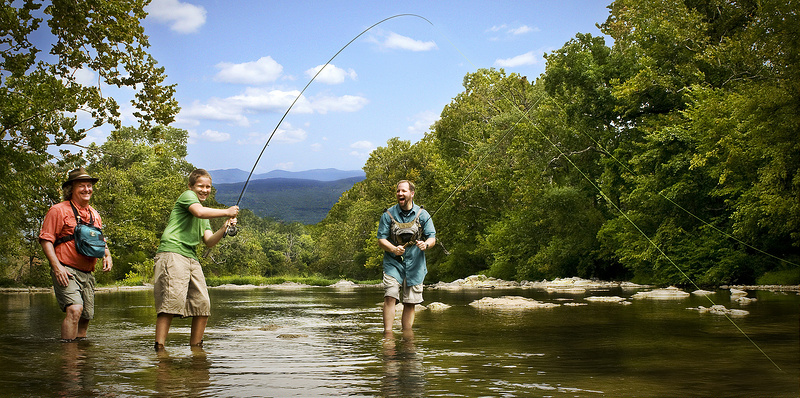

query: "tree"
left=1, top=0, right=179, bottom=282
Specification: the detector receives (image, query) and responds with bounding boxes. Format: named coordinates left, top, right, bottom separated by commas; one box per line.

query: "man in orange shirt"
left=39, top=167, right=113, bottom=342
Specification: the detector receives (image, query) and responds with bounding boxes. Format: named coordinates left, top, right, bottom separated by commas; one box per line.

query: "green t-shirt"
left=157, top=190, right=212, bottom=259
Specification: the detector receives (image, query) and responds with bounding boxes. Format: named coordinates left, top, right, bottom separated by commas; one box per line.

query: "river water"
left=0, top=284, right=797, bottom=397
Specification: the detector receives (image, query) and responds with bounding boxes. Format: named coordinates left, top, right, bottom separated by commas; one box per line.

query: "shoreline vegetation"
left=3, top=275, right=797, bottom=294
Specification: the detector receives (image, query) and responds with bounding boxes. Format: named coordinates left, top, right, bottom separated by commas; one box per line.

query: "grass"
left=755, top=268, right=800, bottom=285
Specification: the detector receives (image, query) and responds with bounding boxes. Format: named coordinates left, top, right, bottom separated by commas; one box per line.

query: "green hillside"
left=213, top=177, right=364, bottom=224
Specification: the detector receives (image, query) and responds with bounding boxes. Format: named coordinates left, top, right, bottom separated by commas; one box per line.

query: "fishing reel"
left=226, top=224, right=238, bottom=237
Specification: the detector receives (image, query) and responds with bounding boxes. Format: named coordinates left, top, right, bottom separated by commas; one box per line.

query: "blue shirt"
left=377, top=203, right=435, bottom=286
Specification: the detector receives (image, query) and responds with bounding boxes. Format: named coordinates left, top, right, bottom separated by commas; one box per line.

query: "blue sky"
left=81, top=0, right=613, bottom=173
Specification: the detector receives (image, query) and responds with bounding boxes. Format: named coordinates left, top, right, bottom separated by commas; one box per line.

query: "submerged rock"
left=687, top=305, right=749, bottom=316
left=730, top=288, right=748, bottom=297
left=692, top=289, right=715, bottom=295
left=431, top=275, right=520, bottom=289
left=734, top=296, right=758, bottom=305
left=277, top=333, right=308, bottom=339
left=426, top=302, right=451, bottom=311
left=632, top=286, right=690, bottom=300
left=469, top=296, right=559, bottom=309
left=585, top=296, right=628, bottom=304
left=329, top=280, right=357, bottom=289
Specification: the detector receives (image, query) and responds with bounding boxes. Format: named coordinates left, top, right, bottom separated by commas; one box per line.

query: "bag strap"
left=69, top=201, right=95, bottom=226
left=54, top=202, right=95, bottom=247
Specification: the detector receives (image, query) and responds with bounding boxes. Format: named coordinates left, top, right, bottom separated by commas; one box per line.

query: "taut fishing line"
left=216, top=12, right=784, bottom=371
left=424, top=25, right=785, bottom=371
left=212, top=14, right=432, bottom=247
left=232, top=14, right=434, bottom=210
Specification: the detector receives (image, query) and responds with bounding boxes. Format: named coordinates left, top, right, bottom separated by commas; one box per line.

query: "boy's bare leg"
left=155, top=313, right=174, bottom=346
left=190, top=316, right=208, bottom=346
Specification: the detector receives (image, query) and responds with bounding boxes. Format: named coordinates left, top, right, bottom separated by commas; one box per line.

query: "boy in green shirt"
left=153, top=169, right=238, bottom=349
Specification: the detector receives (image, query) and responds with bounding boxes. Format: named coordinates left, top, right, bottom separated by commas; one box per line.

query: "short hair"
left=189, top=169, right=212, bottom=186
left=397, top=180, right=415, bottom=192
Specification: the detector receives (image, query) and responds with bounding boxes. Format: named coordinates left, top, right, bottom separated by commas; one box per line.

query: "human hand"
left=393, top=245, right=405, bottom=256
left=227, top=205, right=239, bottom=218
left=102, top=253, right=113, bottom=272
left=53, top=264, right=70, bottom=287
left=416, top=240, right=428, bottom=251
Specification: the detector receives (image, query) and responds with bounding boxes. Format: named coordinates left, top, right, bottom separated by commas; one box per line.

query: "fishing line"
left=233, top=14, right=434, bottom=210
left=550, top=99, right=799, bottom=269
left=211, top=13, right=432, bottom=245
left=425, top=27, right=784, bottom=371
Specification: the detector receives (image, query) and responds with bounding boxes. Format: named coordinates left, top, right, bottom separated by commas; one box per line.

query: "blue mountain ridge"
left=210, top=170, right=365, bottom=224
left=209, top=168, right=365, bottom=184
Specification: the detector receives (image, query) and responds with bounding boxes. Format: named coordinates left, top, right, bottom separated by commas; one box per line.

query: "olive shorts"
left=52, top=267, right=95, bottom=320
left=153, top=252, right=211, bottom=317
left=383, top=273, right=423, bottom=305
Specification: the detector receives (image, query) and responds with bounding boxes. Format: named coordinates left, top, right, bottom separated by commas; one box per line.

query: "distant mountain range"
left=210, top=168, right=365, bottom=224
left=209, top=168, right=365, bottom=184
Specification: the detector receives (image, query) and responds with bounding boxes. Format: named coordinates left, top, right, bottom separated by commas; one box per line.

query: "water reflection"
left=154, top=346, right=211, bottom=396
left=58, top=340, right=93, bottom=397
left=382, top=330, right=425, bottom=397
left=1, top=287, right=797, bottom=397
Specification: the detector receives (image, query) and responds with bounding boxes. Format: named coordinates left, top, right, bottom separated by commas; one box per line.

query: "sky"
left=78, top=0, right=613, bottom=173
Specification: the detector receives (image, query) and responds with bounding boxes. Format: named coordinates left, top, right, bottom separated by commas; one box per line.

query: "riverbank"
left=3, top=275, right=797, bottom=293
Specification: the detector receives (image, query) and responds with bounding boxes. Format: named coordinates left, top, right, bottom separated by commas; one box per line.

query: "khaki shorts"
left=52, top=267, right=95, bottom=320
left=383, top=273, right=423, bottom=305
left=153, top=252, right=211, bottom=317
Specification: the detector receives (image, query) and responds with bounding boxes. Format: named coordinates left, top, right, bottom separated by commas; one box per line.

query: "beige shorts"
left=51, top=267, right=95, bottom=320
left=383, top=273, right=423, bottom=305
left=153, top=252, right=211, bottom=317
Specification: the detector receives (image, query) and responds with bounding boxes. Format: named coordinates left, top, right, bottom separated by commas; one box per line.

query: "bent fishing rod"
left=223, top=14, right=433, bottom=238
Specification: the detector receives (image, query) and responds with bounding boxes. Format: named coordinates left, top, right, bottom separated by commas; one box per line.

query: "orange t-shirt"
left=39, top=201, right=104, bottom=272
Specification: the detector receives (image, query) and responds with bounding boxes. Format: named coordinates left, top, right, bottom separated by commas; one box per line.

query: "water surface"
left=1, top=285, right=797, bottom=397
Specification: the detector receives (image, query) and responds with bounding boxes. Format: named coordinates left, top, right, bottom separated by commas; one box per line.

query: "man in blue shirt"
left=377, top=180, right=436, bottom=333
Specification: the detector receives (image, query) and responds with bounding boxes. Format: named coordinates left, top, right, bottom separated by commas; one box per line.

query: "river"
left=1, top=283, right=797, bottom=397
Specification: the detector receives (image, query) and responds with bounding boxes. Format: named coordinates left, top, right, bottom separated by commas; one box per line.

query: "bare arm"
left=188, top=203, right=239, bottom=219
left=203, top=218, right=237, bottom=248
left=40, top=239, right=70, bottom=287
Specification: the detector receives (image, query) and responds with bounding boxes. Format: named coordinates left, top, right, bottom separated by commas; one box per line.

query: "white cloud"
left=310, top=94, right=369, bottom=114
left=176, top=89, right=364, bottom=128
left=179, top=99, right=252, bottom=126
left=72, top=68, right=96, bottom=86
left=349, top=140, right=375, bottom=160
left=509, top=25, right=535, bottom=35
left=200, top=129, right=230, bottom=142
left=272, top=125, right=308, bottom=144
left=310, top=142, right=323, bottom=152
left=382, top=32, right=437, bottom=51
left=229, top=87, right=311, bottom=113
left=407, top=110, right=440, bottom=135
left=351, top=141, right=373, bottom=150
left=486, top=24, right=539, bottom=40
left=235, top=123, right=306, bottom=146
left=273, top=162, right=294, bottom=170
left=305, top=64, right=357, bottom=84
left=146, top=0, right=206, bottom=34
left=495, top=51, right=539, bottom=67
left=215, top=57, right=283, bottom=85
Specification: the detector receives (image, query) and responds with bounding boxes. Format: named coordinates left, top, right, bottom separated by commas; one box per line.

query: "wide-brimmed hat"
left=62, top=167, right=99, bottom=188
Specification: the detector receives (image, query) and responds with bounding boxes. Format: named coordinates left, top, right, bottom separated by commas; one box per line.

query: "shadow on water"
left=0, top=286, right=797, bottom=397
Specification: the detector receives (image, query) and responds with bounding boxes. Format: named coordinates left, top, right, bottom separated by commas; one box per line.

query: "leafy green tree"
left=87, top=126, right=193, bottom=282
left=1, top=0, right=178, bottom=282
